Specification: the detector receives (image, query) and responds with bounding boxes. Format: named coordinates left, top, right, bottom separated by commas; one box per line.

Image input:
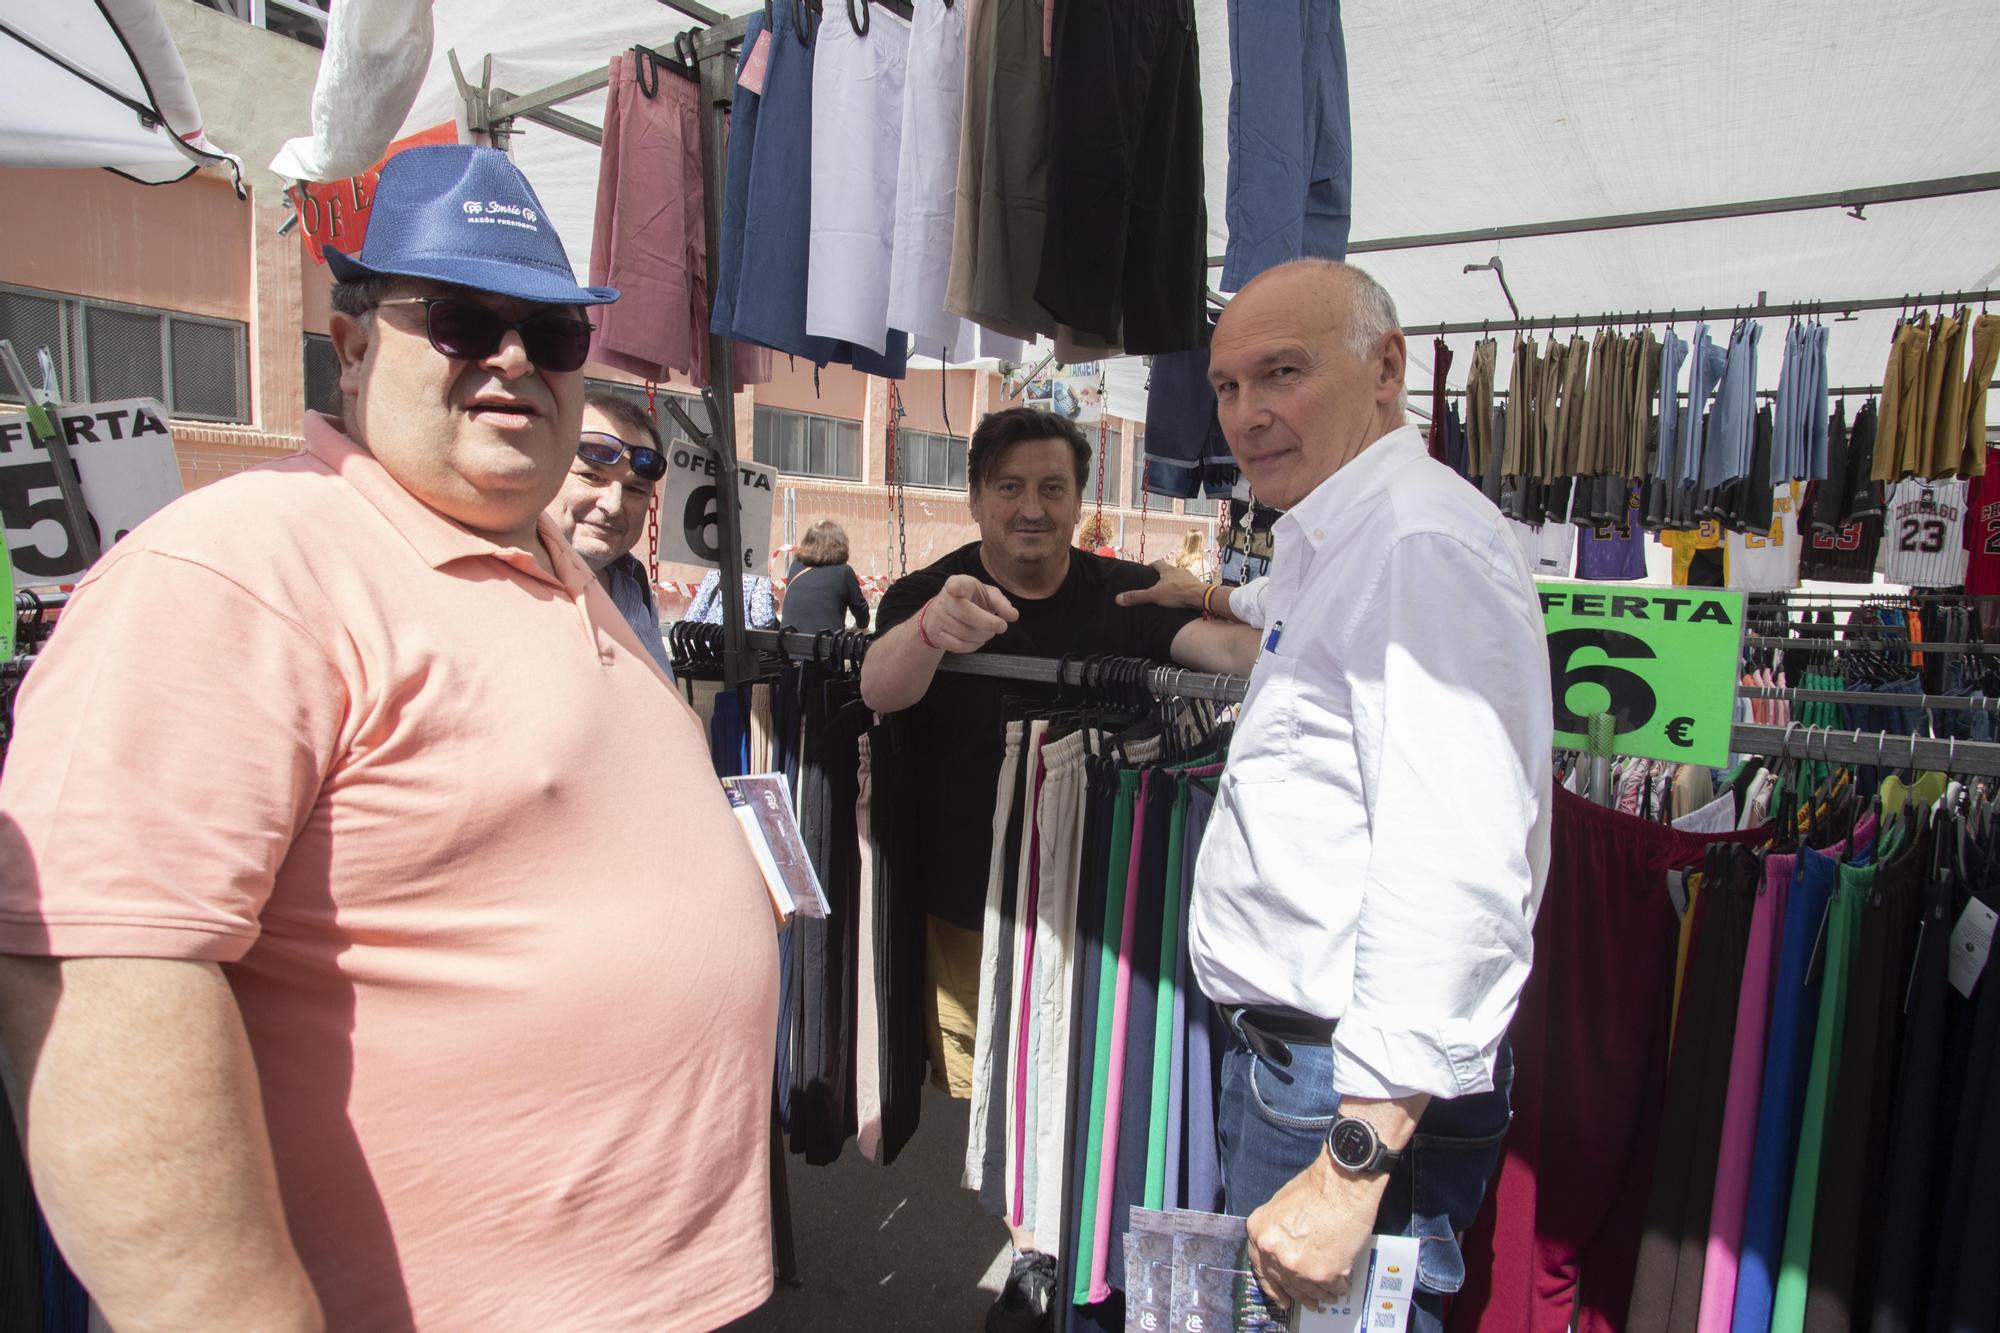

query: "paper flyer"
left=721, top=774, right=827, bottom=920
left=1122, top=1208, right=1414, bottom=1333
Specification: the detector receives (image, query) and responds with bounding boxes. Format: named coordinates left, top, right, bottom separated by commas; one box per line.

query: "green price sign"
left=1537, top=582, right=1745, bottom=767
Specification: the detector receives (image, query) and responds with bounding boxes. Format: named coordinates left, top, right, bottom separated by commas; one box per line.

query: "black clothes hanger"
left=848, top=0, right=870, bottom=36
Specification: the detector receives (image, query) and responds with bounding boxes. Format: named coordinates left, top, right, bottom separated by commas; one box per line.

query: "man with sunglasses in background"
left=547, top=390, right=675, bottom=681
left=0, top=146, right=778, bottom=1332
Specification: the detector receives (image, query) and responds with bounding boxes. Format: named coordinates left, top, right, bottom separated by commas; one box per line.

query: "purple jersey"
left=1574, top=485, right=1648, bottom=580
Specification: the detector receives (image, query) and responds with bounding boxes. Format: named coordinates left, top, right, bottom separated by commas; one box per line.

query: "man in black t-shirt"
left=862, top=407, right=1253, bottom=1302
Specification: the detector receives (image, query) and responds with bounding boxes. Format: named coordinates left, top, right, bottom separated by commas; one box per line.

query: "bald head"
left=1206, top=260, right=1411, bottom=509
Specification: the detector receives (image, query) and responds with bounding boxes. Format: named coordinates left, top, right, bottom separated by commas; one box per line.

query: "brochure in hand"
left=1123, top=1208, right=1414, bottom=1333
left=721, top=773, right=828, bottom=921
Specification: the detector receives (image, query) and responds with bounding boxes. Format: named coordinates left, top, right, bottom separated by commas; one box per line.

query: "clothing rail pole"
left=736, top=631, right=1252, bottom=704
left=1204, top=170, right=2000, bottom=267
left=1737, top=685, right=2000, bottom=713
left=1419, top=381, right=1999, bottom=400
left=1741, top=635, right=2000, bottom=656
left=1729, top=721, right=2000, bottom=778
left=1748, top=592, right=2000, bottom=603
left=1399, top=288, right=2000, bottom=339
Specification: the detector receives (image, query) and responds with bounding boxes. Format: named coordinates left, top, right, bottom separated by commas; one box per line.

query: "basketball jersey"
left=1882, top=477, right=1969, bottom=586
left=1798, top=511, right=1883, bottom=584
left=1574, top=485, right=1648, bottom=581
left=1962, top=445, right=2000, bottom=595
left=1661, top=520, right=1726, bottom=587
left=1725, top=483, right=1803, bottom=591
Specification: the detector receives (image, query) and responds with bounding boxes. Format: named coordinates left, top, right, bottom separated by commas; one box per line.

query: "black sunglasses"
left=376, top=297, right=595, bottom=373
left=577, top=431, right=667, bottom=482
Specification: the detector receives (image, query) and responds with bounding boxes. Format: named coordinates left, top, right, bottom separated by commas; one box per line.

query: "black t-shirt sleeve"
left=1101, top=558, right=1201, bottom=660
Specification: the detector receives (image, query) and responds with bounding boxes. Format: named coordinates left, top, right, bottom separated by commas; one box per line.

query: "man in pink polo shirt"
left=0, top=146, right=778, bottom=1331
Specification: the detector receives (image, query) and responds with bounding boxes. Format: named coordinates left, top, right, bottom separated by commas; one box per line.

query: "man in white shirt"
left=1120, top=260, right=1551, bottom=1325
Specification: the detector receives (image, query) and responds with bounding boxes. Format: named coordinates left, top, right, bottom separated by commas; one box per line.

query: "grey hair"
left=1266, top=260, right=1409, bottom=418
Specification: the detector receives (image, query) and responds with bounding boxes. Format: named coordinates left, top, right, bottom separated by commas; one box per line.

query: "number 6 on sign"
left=656, top=446, right=778, bottom=574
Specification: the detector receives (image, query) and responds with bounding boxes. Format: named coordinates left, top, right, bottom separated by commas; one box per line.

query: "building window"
left=1129, top=427, right=1176, bottom=511
left=582, top=378, right=709, bottom=449
left=0, top=284, right=248, bottom=423
left=1184, top=494, right=1220, bottom=516
left=894, top=428, right=968, bottom=490
left=753, top=406, right=861, bottom=481
left=303, top=333, right=342, bottom=417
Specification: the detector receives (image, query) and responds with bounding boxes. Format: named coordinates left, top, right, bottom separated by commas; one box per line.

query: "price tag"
left=655, top=443, right=777, bottom=576
left=0, top=399, right=182, bottom=588
left=1537, top=582, right=1745, bottom=768
left=1948, top=897, right=1996, bottom=999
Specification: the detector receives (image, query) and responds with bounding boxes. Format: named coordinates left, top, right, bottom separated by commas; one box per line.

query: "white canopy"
left=273, top=0, right=2000, bottom=417
left=1, top=0, right=242, bottom=189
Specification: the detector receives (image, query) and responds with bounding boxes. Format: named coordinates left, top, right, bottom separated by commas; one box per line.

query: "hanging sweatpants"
left=1803, top=837, right=1919, bottom=1329
left=1867, top=865, right=1959, bottom=1331
left=1031, top=732, right=1090, bottom=1253
left=1058, top=754, right=1118, bottom=1331
left=1729, top=842, right=1842, bottom=1333
left=969, top=722, right=1036, bottom=1206
left=1927, top=868, right=2000, bottom=1327
left=1447, top=789, right=1769, bottom=1333
left=1626, top=844, right=1761, bottom=1332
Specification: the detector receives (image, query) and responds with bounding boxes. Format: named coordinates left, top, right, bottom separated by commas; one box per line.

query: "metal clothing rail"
left=1400, top=288, right=2000, bottom=339
left=1206, top=171, right=2000, bottom=267
left=1423, top=381, right=1999, bottom=401
left=1749, top=591, right=2000, bottom=603
left=1741, top=634, right=2000, bottom=656
left=1730, top=721, right=2000, bottom=778
left=737, top=629, right=1252, bottom=704
left=1738, top=684, right=2000, bottom=714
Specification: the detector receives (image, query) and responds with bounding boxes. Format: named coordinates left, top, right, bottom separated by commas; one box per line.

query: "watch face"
left=1330, top=1119, right=1378, bottom=1169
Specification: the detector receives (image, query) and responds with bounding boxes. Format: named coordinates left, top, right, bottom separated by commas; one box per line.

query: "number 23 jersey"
left=1883, top=478, right=1968, bottom=586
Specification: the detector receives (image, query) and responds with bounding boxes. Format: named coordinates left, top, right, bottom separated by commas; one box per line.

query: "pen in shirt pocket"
left=1263, top=620, right=1284, bottom=654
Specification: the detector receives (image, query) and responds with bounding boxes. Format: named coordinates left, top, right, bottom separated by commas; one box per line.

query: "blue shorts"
left=711, top=3, right=909, bottom=376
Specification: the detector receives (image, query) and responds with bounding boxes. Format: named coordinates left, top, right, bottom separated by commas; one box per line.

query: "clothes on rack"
left=1873, top=307, right=1990, bottom=483
left=709, top=5, right=911, bottom=377
left=885, top=0, right=1026, bottom=365
left=1035, top=0, right=1207, bottom=353
left=1141, top=325, right=1238, bottom=501
left=1882, top=477, right=1969, bottom=587
left=588, top=53, right=771, bottom=388
left=1219, top=0, right=1351, bottom=290
left=1962, top=444, right=2000, bottom=597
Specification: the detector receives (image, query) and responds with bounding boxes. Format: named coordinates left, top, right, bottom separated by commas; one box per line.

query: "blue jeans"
left=1217, top=1025, right=1514, bottom=1331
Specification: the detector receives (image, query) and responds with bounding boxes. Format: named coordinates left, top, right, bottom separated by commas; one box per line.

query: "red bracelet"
left=917, top=598, right=941, bottom=651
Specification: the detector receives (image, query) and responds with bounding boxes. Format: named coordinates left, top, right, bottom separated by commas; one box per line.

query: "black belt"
left=1226, top=1005, right=1337, bottom=1069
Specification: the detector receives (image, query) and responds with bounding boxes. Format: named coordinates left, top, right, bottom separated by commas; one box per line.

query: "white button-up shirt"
left=1189, top=424, right=1552, bottom=1101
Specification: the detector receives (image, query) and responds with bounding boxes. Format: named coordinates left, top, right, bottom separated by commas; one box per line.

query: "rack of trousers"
left=1454, top=724, right=2000, bottom=1333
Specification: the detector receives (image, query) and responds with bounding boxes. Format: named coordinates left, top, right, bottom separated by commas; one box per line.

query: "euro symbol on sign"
left=1666, top=716, right=1696, bottom=748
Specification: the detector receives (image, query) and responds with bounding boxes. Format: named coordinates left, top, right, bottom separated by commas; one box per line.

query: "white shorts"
left=805, top=6, right=910, bottom=356
left=887, top=0, right=1021, bottom=366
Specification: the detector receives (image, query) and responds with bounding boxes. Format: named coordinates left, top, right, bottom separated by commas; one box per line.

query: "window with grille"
left=752, top=406, right=861, bottom=481
left=581, top=378, right=707, bottom=449
left=0, top=284, right=247, bottom=422
left=894, top=428, right=968, bottom=490
left=1129, top=427, right=1176, bottom=511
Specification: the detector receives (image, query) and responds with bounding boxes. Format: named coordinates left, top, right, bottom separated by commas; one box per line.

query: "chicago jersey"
left=1882, top=478, right=1968, bottom=586
left=1963, top=447, right=2000, bottom=595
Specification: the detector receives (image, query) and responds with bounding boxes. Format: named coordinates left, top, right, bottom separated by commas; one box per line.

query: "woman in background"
left=781, top=520, right=870, bottom=633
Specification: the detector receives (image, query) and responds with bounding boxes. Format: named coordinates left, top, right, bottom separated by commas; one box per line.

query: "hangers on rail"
left=630, top=33, right=699, bottom=97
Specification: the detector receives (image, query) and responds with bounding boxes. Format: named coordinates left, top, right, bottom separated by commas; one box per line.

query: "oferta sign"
left=1537, top=582, right=1745, bottom=767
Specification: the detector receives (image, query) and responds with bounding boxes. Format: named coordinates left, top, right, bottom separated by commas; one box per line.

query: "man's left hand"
left=1245, top=1148, right=1385, bottom=1313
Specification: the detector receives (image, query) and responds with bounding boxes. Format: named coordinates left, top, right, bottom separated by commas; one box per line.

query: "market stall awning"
left=275, top=0, right=2000, bottom=411
left=0, top=0, right=242, bottom=190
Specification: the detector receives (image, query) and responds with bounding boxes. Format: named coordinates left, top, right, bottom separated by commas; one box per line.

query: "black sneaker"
left=985, top=1249, right=1057, bottom=1333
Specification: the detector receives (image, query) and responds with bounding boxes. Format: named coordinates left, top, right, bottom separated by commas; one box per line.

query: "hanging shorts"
left=1220, top=0, right=1353, bottom=289
left=887, top=0, right=1026, bottom=366
left=806, top=6, right=911, bottom=356
left=1034, top=0, right=1207, bottom=354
